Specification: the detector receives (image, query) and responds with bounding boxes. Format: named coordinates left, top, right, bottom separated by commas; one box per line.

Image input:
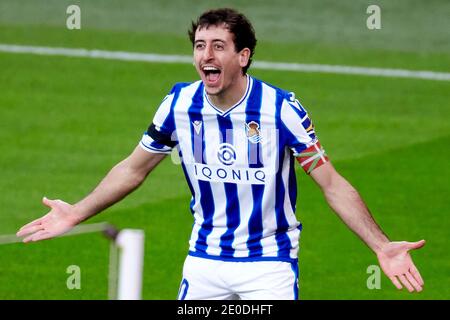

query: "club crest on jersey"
left=245, top=121, right=261, bottom=144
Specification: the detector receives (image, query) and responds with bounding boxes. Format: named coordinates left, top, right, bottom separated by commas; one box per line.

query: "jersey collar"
left=204, top=74, right=253, bottom=117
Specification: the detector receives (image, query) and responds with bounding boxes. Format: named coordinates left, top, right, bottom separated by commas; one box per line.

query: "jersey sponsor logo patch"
left=192, top=163, right=268, bottom=185
left=217, top=143, right=236, bottom=166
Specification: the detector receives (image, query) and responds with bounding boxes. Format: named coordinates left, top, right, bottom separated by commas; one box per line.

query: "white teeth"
left=203, top=66, right=220, bottom=71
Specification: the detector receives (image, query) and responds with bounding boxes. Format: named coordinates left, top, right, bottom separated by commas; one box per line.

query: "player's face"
left=193, top=24, right=250, bottom=97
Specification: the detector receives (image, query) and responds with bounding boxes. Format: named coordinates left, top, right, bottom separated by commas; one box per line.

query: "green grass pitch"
left=0, top=0, right=449, bottom=299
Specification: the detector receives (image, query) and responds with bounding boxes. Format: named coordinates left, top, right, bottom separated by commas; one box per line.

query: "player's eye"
left=214, top=44, right=224, bottom=50
left=195, top=43, right=205, bottom=50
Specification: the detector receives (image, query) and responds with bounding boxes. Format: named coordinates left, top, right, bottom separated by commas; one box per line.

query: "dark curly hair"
left=188, top=8, right=257, bottom=74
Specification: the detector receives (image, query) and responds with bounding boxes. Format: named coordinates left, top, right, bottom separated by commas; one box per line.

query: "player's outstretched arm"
left=309, top=162, right=425, bottom=292
left=16, top=146, right=166, bottom=243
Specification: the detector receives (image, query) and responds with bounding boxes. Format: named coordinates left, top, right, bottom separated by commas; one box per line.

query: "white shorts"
left=177, top=255, right=299, bottom=300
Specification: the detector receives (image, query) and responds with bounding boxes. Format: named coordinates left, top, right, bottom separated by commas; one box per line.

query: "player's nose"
left=202, top=44, right=214, bottom=61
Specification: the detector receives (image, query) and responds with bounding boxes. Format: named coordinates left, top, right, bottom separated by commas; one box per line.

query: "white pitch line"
left=0, top=43, right=449, bottom=81
left=0, top=222, right=112, bottom=245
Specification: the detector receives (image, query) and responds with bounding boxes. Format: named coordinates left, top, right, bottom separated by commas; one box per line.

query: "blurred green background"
left=0, top=0, right=449, bottom=299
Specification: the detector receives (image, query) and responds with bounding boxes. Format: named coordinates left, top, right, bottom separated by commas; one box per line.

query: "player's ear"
left=239, top=48, right=251, bottom=68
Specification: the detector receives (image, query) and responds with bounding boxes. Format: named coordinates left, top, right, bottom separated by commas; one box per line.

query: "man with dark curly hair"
left=17, top=8, right=425, bottom=300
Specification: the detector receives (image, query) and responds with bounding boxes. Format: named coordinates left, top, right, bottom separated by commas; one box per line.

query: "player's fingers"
left=42, top=196, right=56, bottom=209
left=23, top=232, right=40, bottom=243
left=405, top=271, right=422, bottom=292
left=389, top=276, right=402, bottom=290
left=409, top=265, right=424, bottom=286
left=16, top=224, right=45, bottom=237
left=398, top=274, right=414, bottom=292
left=17, top=217, right=46, bottom=235
left=30, top=231, right=52, bottom=242
left=406, top=240, right=426, bottom=251
left=23, top=230, right=51, bottom=243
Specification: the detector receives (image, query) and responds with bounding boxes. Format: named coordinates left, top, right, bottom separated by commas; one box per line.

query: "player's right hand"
left=16, top=197, right=80, bottom=243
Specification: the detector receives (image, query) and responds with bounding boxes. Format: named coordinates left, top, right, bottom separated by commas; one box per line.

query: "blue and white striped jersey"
left=140, top=75, right=326, bottom=263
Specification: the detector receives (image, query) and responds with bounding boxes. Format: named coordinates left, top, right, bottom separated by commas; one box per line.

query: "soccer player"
left=17, top=8, right=425, bottom=299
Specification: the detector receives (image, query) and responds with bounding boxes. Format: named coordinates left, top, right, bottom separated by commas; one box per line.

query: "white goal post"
left=0, top=223, right=145, bottom=300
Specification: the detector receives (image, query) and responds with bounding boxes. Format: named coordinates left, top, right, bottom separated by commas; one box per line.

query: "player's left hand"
left=376, top=240, right=425, bottom=292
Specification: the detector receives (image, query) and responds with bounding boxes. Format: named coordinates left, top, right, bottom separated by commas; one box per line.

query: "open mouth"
left=202, top=66, right=221, bottom=85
